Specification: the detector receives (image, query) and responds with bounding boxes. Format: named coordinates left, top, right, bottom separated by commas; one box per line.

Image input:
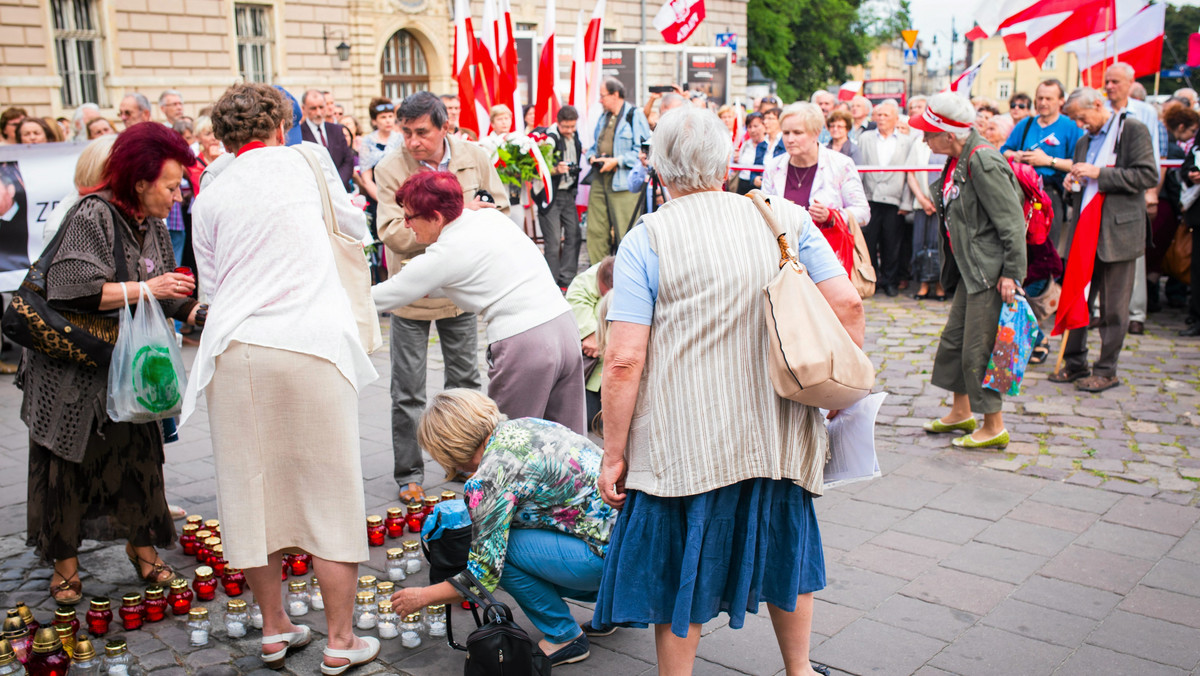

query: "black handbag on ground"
left=446, top=571, right=552, bottom=676
left=420, top=505, right=473, bottom=585
left=1, top=195, right=128, bottom=368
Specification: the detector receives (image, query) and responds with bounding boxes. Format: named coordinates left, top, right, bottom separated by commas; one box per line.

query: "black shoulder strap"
left=1018, top=117, right=1033, bottom=150
left=625, top=104, right=635, bottom=128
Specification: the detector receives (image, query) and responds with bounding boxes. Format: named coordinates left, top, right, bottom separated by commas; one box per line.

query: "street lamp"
left=323, top=26, right=351, bottom=62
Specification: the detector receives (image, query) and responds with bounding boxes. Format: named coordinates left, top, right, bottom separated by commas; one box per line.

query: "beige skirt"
left=207, top=341, right=369, bottom=569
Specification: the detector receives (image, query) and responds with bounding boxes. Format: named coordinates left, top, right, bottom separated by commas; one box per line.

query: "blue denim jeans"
left=498, top=529, right=604, bottom=643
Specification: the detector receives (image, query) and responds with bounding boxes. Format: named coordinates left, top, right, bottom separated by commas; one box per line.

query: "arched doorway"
left=381, top=29, right=429, bottom=100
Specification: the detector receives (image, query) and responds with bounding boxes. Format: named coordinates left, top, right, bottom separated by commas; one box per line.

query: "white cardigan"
left=182, top=145, right=377, bottom=423
left=761, top=146, right=870, bottom=226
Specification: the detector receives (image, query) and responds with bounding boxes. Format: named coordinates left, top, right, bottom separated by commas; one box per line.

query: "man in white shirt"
left=850, top=95, right=876, bottom=141
left=858, top=100, right=916, bottom=296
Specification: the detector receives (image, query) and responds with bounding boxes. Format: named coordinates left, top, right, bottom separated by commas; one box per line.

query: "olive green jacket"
left=932, top=130, right=1028, bottom=295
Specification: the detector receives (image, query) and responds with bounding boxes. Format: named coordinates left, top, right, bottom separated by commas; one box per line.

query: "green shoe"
left=951, top=429, right=1010, bottom=449
left=923, top=417, right=978, bottom=434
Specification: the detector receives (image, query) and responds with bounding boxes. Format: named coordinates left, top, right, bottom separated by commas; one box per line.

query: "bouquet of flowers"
left=479, top=132, right=558, bottom=189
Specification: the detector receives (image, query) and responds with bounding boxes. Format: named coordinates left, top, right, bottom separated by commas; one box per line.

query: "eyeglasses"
left=374, top=103, right=395, bottom=112
left=1012, top=103, right=1029, bottom=109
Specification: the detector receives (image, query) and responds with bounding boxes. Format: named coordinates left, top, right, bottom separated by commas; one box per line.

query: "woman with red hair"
left=19, top=121, right=202, bottom=604
left=372, top=170, right=586, bottom=433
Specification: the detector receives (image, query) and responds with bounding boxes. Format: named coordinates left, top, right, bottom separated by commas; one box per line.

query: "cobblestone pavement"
left=1, top=294, right=1198, bottom=676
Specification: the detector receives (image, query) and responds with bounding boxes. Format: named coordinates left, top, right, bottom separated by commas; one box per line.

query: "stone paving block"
left=811, top=599, right=863, bottom=637
left=972, top=518, right=1076, bottom=557
left=588, top=625, right=657, bottom=665
left=1054, top=644, right=1188, bottom=676
left=840, top=542, right=938, bottom=581
left=850, top=475, right=952, bottom=511
left=135, top=649, right=181, bottom=671
left=911, top=667, right=957, bottom=676
left=818, top=522, right=877, bottom=553
left=1102, top=495, right=1200, bottom=536
left=891, top=509, right=992, bottom=544
left=1010, top=575, right=1124, bottom=621
left=690, top=657, right=747, bottom=676
left=1075, top=520, right=1179, bottom=560
left=865, top=594, right=978, bottom=642
left=1167, top=529, right=1200, bottom=562
left=1141, top=558, right=1200, bottom=597
left=811, top=618, right=946, bottom=676
left=1040, top=544, right=1154, bottom=594
left=978, top=598, right=1097, bottom=648
left=696, top=612, right=786, bottom=674
left=867, top=530, right=961, bottom=560
left=817, top=561, right=907, bottom=612
left=1119, top=585, right=1200, bottom=629
left=900, top=567, right=1014, bottom=616
left=819, top=499, right=912, bottom=533
left=927, top=625, right=1071, bottom=676
left=185, top=647, right=233, bottom=669
left=938, top=541, right=1048, bottom=584
left=1006, top=500, right=1099, bottom=533
left=1086, top=610, right=1200, bottom=670
left=194, top=667, right=237, bottom=676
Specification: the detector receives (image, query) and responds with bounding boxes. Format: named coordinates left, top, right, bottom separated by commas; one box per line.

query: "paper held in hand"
left=824, top=391, right=886, bottom=489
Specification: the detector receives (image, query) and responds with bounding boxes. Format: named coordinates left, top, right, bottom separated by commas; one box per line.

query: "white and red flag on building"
left=990, top=0, right=1116, bottom=66
left=947, top=55, right=987, bottom=97
left=653, top=0, right=705, bottom=44
left=1064, top=1, right=1164, bottom=86
left=533, top=0, right=560, bottom=129
left=837, top=81, right=862, bottom=101
left=453, top=0, right=483, bottom=138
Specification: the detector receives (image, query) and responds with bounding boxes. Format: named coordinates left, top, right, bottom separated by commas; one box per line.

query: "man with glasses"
left=118, top=93, right=153, bottom=128
left=1002, top=79, right=1083, bottom=250
left=1008, top=92, right=1032, bottom=124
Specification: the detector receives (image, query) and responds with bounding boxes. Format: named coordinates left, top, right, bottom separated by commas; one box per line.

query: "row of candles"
left=367, top=491, right=458, bottom=546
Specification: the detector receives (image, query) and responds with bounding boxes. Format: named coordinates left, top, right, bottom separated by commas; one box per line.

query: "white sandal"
left=261, top=624, right=312, bottom=670
left=321, top=636, right=381, bottom=676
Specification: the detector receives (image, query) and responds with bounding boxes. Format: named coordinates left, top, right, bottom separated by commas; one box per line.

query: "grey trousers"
left=486, top=312, right=586, bottom=434
left=391, top=313, right=482, bottom=488
left=931, top=284, right=1004, bottom=415
left=538, top=189, right=582, bottom=287
left=1064, top=258, right=1136, bottom=379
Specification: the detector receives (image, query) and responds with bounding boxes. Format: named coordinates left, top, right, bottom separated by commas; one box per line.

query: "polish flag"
left=970, top=0, right=1109, bottom=41
left=998, top=0, right=1117, bottom=67
left=948, top=56, right=987, bottom=97
left=569, top=10, right=589, bottom=130
left=652, top=0, right=706, bottom=45
left=837, top=81, right=862, bottom=102
left=580, top=0, right=606, bottom=149
left=478, top=0, right=501, bottom=111
left=453, top=0, right=482, bottom=138
left=1064, top=2, right=1163, bottom=86
left=500, top=0, right=522, bottom=132
left=533, top=0, right=560, bottom=128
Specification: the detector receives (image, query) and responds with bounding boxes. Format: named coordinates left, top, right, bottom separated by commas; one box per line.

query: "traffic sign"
left=901, top=29, right=919, bottom=48
left=903, top=48, right=918, bottom=66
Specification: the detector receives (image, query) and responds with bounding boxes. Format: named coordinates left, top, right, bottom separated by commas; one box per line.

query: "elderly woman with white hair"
left=984, top=114, right=1016, bottom=148
left=594, top=106, right=864, bottom=675
left=763, top=103, right=870, bottom=273
left=911, top=92, right=1027, bottom=450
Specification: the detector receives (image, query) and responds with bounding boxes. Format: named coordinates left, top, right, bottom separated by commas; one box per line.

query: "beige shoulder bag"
left=748, top=190, right=875, bottom=410
left=294, top=145, right=384, bottom=354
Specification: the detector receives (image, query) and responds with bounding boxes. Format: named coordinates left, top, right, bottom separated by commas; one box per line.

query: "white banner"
left=0, top=142, right=82, bottom=292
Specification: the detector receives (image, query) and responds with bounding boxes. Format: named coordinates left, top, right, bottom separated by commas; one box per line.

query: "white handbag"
left=293, top=146, right=383, bottom=354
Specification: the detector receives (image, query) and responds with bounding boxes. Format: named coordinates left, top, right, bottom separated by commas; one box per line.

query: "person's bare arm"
left=816, top=275, right=865, bottom=348
left=598, top=321, right=651, bottom=509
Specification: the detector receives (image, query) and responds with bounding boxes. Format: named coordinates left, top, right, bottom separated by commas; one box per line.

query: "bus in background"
left=863, top=79, right=906, bottom=109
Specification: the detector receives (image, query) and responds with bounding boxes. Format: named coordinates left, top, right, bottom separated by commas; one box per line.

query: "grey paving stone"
left=819, top=499, right=912, bottom=533
left=811, top=599, right=863, bottom=637
left=1028, top=481, right=1124, bottom=514
left=866, top=595, right=978, bottom=642
left=1140, top=558, right=1200, bottom=597
left=1039, top=545, right=1154, bottom=594
left=938, top=541, right=1048, bottom=584
left=1054, top=644, right=1188, bottom=676
left=1168, top=529, right=1200, bottom=562
left=972, top=518, right=1076, bottom=558
left=1102, top=496, right=1200, bottom=537
left=136, top=649, right=182, bottom=671
left=1119, top=586, right=1200, bottom=629
left=811, top=618, right=946, bottom=676
left=1075, top=520, right=1180, bottom=560
left=817, top=561, right=907, bottom=612
left=1086, top=610, right=1200, bottom=670
left=900, top=567, right=1015, bottom=616
left=840, top=542, right=938, bottom=581
left=818, top=522, right=877, bottom=553
left=185, top=647, right=233, bottom=669
left=1006, top=500, right=1099, bottom=533
left=851, top=475, right=953, bottom=511
left=195, top=666, right=238, bottom=676
left=695, top=612, right=786, bottom=674
left=927, top=625, right=1070, bottom=676
left=891, top=509, right=992, bottom=545
left=867, top=530, right=961, bottom=560
left=979, top=598, right=1097, bottom=648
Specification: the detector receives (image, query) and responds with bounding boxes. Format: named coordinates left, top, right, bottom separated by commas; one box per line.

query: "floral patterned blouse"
left=457, top=418, right=618, bottom=593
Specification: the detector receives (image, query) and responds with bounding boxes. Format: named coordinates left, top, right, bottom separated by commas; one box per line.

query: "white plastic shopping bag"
left=107, top=282, right=188, bottom=422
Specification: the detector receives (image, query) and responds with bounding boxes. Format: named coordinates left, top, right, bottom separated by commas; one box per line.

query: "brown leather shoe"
left=1048, top=366, right=1090, bottom=383
left=1128, top=321, right=1144, bottom=335
left=1075, top=374, right=1120, bottom=392
left=398, top=482, right=425, bottom=503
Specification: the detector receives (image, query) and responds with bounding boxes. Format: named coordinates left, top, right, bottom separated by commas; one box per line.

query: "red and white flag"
left=569, top=10, right=588, bottom=127
left=1064, top=1, right=1163, bottom=86
left=837, top=81, right=862, bottom=102
left=533, top=0, right=559, bottom=129
left=947, top=55, right=987, bottom=97
left=453, top=0, right=482, bottom=138
left=1053, top=116, right=1121, bottom=336
left=652, top=0, right=705, bottom=45
left=574, top=0, right=605, bottom=150
left=998, top=0, right=1117, bottom=67
left=499, top=0, right=522, bottom=132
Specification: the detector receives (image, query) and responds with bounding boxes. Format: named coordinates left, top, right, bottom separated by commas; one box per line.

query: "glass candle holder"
left=286, top=581, right=310, bottom=617
left=15, top=605, right=37, bottom=637
left=289, top=553, right=312, bottom=576
left=376, top=581, right=394, bottom=599
left=192, top=566, right=217, bottom=602
left=366, top=516, right=385, bottom=547
left=85, top=599, right=112, bottom=637
left=248, top=602, right=263, bottom=629
left=201, top=537, right=222, bottom=565
left=209, top=544, right=227, bottom=577
left=203, top=519, right=220, bottom=536
left=400, top=613, right=422, bottom=649
left=1, top=612, right=32, bottom=665
left=384, top=508, right=405, bottom=538
left=224, top=600, right=249, bottom=639
left=221, top=568, right=246, bottom=597
left=69, top=637, right=97, bottom=676
left=280, top=557, right=289, bottom=581
left=309, top=578, right=324, bottom=611
left=402, top=540, right=422, bottom=574
left=193, top=530, right=213, bottom=563
left=404, top=503, right=425, bottom=534
left=425, top=604, right=447, bottom=638
left=143, top=587, right=167, bottom=623
left=440, top=490, right=457, bottom=503
left=0, top=639, right=21, bottom=676
left=179, top=524, right=200, bottom=556
left=421, top=496, right=439, bottom=517
left=376, top=601, right=398, bottom=640
left=53, top=625, right=75, bottom=660
left=27, top=627, right=69, bottom=676
left=356, top=575, right=377, bottom=596
left=101, top=639, right=131, bottom=676
left=51, top=607, right=79, bottom=637
left=167, top=579, right=193, bottom=616
left=353, top=593, right=377, bottom=630
left=186, top=609, right=211, bottom=647
left=385, top=548, right=407, bottom=582
left=118, top=594, right=144, bottom=632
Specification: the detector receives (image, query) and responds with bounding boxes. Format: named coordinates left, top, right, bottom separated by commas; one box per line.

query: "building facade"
left=1, top=0, right=746, bottom=123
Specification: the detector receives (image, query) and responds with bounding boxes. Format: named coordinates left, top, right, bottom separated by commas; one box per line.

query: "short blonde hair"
left=779, top=102, right=825, bottom=137
left=194, top=115, right=213, bottom=137
left=74, top=134, right=117, bottom=189
left=489, top=104, right=513, bottom=123
left=417, top=389, right=507, bottom=480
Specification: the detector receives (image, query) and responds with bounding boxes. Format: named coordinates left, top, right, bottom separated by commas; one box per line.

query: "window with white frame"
left=235, top=4, right=273, bottom=83
left=1042, top=53, right=1056, bottom=70
left=51, top=0, right=104, bottom=107
left=998, top=81, right=1012, bottom=100
left=999, top=55, right=1012, bottom=71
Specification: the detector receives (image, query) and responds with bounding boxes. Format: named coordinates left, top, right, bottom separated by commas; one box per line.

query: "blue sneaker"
left=546, top=634, right=589, bottom=666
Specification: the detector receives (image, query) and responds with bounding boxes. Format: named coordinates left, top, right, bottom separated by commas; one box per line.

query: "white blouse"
left=181, top=145, right=377, bottom=423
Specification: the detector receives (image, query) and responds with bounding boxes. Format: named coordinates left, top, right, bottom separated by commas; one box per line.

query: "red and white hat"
left=909, top=104, right=972, bottom=134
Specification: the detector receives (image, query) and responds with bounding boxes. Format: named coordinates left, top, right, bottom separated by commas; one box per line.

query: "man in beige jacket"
left=375, top=91, right=508, bottom=501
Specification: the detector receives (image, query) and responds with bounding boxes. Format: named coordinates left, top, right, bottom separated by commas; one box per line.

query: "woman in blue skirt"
left=595, top=107, right=866, bottom=674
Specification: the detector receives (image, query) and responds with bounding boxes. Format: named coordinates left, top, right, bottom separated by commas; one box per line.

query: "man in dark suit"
left=1052, top=86, right=1158, bottom=393
left=300, top=89, right=354, bottom=191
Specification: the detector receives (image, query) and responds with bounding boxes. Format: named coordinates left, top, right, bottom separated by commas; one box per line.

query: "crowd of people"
left=1, top=59, right=1196, bottom=675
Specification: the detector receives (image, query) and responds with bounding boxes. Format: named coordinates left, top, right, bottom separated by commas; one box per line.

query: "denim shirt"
left=587, top=103, right=652, bottom=193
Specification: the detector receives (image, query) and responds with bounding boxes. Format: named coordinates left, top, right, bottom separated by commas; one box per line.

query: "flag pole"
left=1053, top=330, right=1069, bottom=374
